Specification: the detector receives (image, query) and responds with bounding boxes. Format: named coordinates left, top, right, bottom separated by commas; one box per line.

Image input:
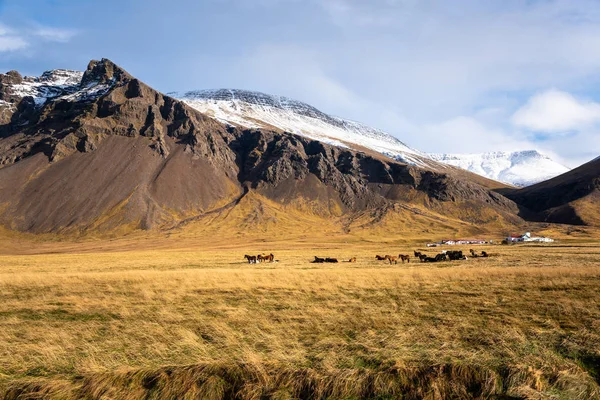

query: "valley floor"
left=0, top=239, right=599, bottom=399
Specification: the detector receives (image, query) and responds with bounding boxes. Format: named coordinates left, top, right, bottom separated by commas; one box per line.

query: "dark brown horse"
left=375, top=255, right=386, bottom=260
left=398, top=254, right=410, bottom=263
left=244, top=255, right=257, bottom=264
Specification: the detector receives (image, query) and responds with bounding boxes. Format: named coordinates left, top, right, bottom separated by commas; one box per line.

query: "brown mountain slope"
left=0, top=59, right=522, bottom=235
left=501, top=157, right=600, bottom=226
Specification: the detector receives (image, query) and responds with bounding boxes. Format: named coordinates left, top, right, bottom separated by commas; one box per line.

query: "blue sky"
left=1, top=0, right=599, bottom=167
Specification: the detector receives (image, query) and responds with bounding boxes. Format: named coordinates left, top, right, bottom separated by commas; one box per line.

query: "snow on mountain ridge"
left=5, top=68, right=114, bottom=106
left=170, top=88, right=430, bottom=166
left=428, top=151, right=570, bottom=186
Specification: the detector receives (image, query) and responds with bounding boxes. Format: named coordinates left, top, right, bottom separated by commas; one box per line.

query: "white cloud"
left=0, top=22, right=76, bottom=53
left=34, top=27, right=77, bottom=43
left=0, top=35, right=28, bottom=52
left=0, top=23, right=28, bottom=52
left=232, top=44, right=370, bottom=115
left=511, top=89, right=600, bottom=133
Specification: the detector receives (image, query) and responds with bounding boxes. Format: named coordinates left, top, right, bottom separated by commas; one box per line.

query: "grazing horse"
left=414, top=251, right=422, bottom=258
left=398, top=254, right=410, bottom=263
left=313, top=256, right=325, bottom=263
left=325, top=258, right=339, bottom=263
left=481, top=251, right=489, bottom=258
left=385, top=255, right=398, bottom=264
left=375, top=255, right=386, bottom=260
left=244, top=255, right=257, bottom=264
left=348, top=257, right=357, bottom=263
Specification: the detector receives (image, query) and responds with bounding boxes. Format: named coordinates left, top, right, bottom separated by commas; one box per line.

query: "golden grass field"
left=1, top=230, right=599, bottom=399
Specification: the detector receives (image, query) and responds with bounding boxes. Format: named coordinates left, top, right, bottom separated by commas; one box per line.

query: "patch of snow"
left=428, top=150, right=570, bottom=186
left=7, top=69, right=112, bottom=106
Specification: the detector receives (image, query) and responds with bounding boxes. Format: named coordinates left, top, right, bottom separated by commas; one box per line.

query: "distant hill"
left=502, top=157, right=600, bottom=225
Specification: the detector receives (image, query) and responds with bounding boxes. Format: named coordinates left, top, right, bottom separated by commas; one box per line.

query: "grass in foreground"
left=0, top=241, right=599, bottom=399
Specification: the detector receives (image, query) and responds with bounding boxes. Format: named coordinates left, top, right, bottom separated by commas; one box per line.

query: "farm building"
left=427, top=239, right=487, bottom=247
left=506, top=232, right=554, bottom=243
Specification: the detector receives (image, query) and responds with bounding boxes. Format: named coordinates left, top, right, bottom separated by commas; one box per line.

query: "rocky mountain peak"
left=81, top=58, right=131, bottom=87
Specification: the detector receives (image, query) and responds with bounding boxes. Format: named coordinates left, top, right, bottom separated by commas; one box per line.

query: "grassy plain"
left=0, top=233, right=599, bottom=399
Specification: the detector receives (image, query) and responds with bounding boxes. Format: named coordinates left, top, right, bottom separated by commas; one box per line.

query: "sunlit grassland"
left=0, top=239, right=599, bottom=399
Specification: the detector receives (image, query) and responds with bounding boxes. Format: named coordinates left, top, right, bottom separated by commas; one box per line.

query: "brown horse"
left=481, top=251, right=489, bottom=258
left=348, top=257, right=357, bottom=263
left=375, top=255, right=386, bottom=260
left=469, top=249, right=479, bottom=258
left=325, top=258, right=339, bottom=263
left=313, top=256, right=325, bottom=263
left=385, top=255, right=398, bottom=264
left=244, top=254, right=257, bottom=264
left=398, top=254, right=410, bottom=263
left=263, top=253, right=274, bottom=262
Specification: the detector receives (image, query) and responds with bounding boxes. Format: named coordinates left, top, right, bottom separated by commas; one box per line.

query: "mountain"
left=170, top=89, right=435, bottom=168
left=0, top=59, right=522, bottom=235
left=172, top=89, right=569, bottom=187
left=428, top=151, right=570, bottom=187
left=502, top=156, right=600, bottom=225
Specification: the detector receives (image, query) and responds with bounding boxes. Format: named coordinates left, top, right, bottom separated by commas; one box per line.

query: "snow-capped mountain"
left=170, top=89, right=432, bottom=167
left=2, top=70, right=571, bottom=187
left=0, top=68, right=116, bottom=108
left=428, top=151, right=570, bottom=187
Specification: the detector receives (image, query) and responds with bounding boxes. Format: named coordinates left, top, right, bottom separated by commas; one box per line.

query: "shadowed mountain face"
left=0, top=59, right=523, bottom=234
left=501, top=157, right=600, bottom=226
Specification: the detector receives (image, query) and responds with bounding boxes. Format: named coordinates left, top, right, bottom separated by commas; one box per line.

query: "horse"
left=347, top=257, right=357, bottom=263
left=469, top=249, right=479, bottom=258
left=375, top=255, right=386, bottom=260
left=385, top=255, right=398, bottom=264
left=447, top=250, right=464, bottom=261
left=398, top=254, right=410, bottom=263
left=434, top=253, right=447, bottom=262
left=263, top=253, right=274, bottom=262
left=481, top=251, right=489, bottom=258
left=244, top=254, right=257, bottom=264
left=325, top=258, right=339, bottom=263
left=313, top=256, right=325, bottom=263
left=414, top=251, right=422, bottom=258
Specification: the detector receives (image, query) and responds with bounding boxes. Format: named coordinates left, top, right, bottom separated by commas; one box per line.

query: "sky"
left=1, top=0, right=599, bottom=168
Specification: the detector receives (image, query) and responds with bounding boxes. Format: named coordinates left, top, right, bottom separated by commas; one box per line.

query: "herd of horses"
left=374, top=254, right=411, bottom=264
left=244, top=253, right=275, bottom=263
left=413, top=249, right=489, bottom=262
left=244, top=249, right=490, bottom=264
